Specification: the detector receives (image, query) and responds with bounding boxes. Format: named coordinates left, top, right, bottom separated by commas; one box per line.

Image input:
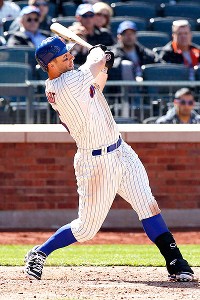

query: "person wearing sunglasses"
left=7, top=6, right=49, bottom=48
left=28, top=0, right=52, bottom=34
left=68, top=3, right=115, bottom=66
left=156, top=88, right=200, bottom=124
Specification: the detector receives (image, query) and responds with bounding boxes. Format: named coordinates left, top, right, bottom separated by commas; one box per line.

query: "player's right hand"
left=88, top=44, right=107, bottom=53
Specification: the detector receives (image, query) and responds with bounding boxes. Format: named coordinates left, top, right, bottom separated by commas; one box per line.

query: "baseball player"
left=24, top=36, right=194, bottom=282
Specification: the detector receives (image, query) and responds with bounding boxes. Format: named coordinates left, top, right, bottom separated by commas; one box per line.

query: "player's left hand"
left=105, top=51, right=114, bottom=69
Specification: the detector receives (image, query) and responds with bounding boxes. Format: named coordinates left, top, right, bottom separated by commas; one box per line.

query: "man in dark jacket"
left=158, top=20, right=200, bottom=81
left=156, top=88, right=200, bottom=124
left=109, top=20, right=159, bottom=81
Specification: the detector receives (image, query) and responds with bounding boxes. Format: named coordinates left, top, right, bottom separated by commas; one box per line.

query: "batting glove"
left=88, top=44, right=107, bottom=53
left=105, top=50, right=114, bottom=69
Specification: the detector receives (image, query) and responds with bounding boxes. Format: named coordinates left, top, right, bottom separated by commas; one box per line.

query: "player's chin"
left=68, top=63, right=74, bottom=70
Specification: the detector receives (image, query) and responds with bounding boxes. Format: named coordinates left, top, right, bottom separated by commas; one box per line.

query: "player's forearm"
left=93, top=67, right=108, bottom=91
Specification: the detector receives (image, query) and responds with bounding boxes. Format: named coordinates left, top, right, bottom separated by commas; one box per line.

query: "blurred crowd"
left=1, top=0, right=200, bottom=123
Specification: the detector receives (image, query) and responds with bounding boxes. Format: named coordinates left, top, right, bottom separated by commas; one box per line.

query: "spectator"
left=0, top=0, right=20, bottom=35
left=7, top=6, right=48, bottom=47
left=9, top=0, right=51, bottom=35
left=93, top=1, right=113, bottom=30
left=0, top=0, right=20, bottom=20
left=28, top=0, right=52, bottom=33
left=69, top=3, right=115, bottom=66
left=156, top=88, right=200, bottom=124
left=109, top=21, right=159, bottom=81
left=158, top=20, right=200, bottom=81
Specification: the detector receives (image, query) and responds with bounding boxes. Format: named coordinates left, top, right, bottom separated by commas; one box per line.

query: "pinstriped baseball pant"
left=71, top=140, right=160, bottom=242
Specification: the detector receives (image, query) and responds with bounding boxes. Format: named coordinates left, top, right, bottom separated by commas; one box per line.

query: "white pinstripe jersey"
left=45, top=67, right=119, bottom=149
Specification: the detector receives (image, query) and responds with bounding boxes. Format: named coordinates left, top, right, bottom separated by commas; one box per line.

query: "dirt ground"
left=0, top=231, right=199, bottom=300
left=0, top=266, right=199, bottom=300
left=0, top=230, right=200, bottom=245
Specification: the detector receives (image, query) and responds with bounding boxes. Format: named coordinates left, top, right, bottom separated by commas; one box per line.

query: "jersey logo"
left=89, top=85, right=95, bottom=98
left=46, top=92, right=56, bottom=103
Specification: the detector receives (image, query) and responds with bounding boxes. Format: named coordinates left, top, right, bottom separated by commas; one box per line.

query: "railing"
left=1, top=80, right=200, bottom=124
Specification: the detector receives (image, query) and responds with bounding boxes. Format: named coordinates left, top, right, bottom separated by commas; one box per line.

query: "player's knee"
left=138, top=197, right=160, bottom=220
left=70, top=219, right=98, bottom=242
left=73, top=229, right=97, bottom=242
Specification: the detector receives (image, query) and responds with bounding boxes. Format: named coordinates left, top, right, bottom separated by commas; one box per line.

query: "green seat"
left=51, top=16, right=75, bottom=28
left=0, top=62, right=34, bottom=123
left=137, top=31, right=170, bottom=49
left=14, top=1, right=28, bottom=9
left=142, top=63, right=190, bottom=81
left=162, top=2, right=200, bottom=19
left=0, top=47, right=36, bottom=78
left=61, top=2, right=77, bottom=17
left=192, top=31, right=200, bottom=46
left=0, top=62, right=32, bottom=83
left=142, top=63, right=190, bottom=98
left=111, top=2, right=156, bottom=19
left=150, top=17, right=197, bottom=35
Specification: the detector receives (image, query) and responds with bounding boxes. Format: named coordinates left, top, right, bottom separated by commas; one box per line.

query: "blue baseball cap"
left=75, top=4, right=94, bottom=16
left=20, top=5, right=40, bottom=17
left=117, top=21, right=137, bottom=35
left=35, top=36, right=75, bottom=72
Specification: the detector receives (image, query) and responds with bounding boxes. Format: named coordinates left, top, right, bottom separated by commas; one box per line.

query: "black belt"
left=92, top=136, right=122, bottom=156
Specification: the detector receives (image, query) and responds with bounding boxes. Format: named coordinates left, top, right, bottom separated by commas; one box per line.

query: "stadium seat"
left=104, top=0, right=117, bottom=4
left=111, top=2, right=156, bottom=19
left=0, top=47, right=31, bottom=63
left=142, top=63, right=190, bottom=81
left=161, top=2, right=200, bottom=20
left=120, top=0, right=170, bottom=4
left=149, top=17, right=197, bottom=34
left=0, top=62, right=32, bottom=83
left=141, top=63, right=190, bottom=97
left=51, top=16, right=75, bottom=28
left=117, top=0, right=171, bottom=14
left=61, top=2, right=77, bottom=17
left=195, top=65, right=200, bottom=80
left=114, top=116, right=141, bottom=124
left=137, top=31, right=170, bottom=49
left=0, top=47, right=36, bottom=78
left=0, top=62, right=34, bottom=123
left=192, top=31, right=200, bottom=46
left=110, top=17, right=147, bottom=36
left=48, top=2, right=59, bottom=18
left=178, top=0, right=200, bottom=3
left=15, top=1, right=28, bottom=9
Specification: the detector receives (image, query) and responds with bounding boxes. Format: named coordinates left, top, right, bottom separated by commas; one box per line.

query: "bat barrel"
left=50, top=23, right=93, bottom=50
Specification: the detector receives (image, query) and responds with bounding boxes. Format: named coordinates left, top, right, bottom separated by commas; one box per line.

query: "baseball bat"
left=50, top=22, right=93, bottom=50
